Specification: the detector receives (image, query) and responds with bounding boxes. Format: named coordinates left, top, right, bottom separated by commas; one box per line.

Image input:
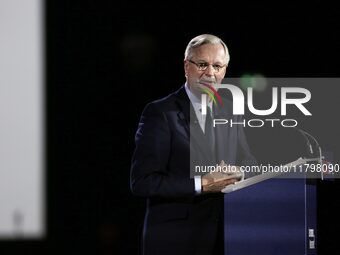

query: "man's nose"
left=204, top=65, right=215, bottom=76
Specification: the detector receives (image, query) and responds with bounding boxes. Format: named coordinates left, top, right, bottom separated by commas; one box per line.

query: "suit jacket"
left=130, top=86, right=256, bottom=255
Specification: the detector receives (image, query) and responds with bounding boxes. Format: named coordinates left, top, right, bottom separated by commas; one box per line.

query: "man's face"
left=184, top=43, right=227, bottom=96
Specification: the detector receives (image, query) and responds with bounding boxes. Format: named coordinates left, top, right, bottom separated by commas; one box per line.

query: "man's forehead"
left=192, top=44, right=226, bottom=62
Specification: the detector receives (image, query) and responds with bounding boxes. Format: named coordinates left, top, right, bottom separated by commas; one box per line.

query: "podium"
left=223, top=160, right=317, bottom=255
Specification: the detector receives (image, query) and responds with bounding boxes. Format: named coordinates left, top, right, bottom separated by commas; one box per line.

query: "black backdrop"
left=1, top=1, right=340, bottom=254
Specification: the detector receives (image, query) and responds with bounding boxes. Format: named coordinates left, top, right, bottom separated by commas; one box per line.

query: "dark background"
left=1, top=1, right=340, bottom=254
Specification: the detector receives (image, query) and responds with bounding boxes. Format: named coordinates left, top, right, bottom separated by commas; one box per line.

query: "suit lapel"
left=174, top=86, right=215, bottom=164
left=174, top=86, right=190, bottom=137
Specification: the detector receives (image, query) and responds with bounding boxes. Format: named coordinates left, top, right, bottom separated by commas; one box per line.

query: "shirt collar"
left=185, top=82, right=213, bottom=110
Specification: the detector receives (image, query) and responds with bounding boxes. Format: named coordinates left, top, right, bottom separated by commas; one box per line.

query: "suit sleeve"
left=130, top=102, right=195, bottom=198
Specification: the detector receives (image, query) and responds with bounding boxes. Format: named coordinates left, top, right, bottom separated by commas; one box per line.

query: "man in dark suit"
left=130, top=34, right=257, bottom=255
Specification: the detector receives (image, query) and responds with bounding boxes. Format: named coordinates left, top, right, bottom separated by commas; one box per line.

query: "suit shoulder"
left=143, top=87, right=184, bottom=113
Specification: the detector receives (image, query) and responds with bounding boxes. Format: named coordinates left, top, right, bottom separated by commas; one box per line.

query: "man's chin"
left=189, top=82, right=214, bottom=94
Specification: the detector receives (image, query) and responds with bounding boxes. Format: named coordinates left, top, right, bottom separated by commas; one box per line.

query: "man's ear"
left=184, top=60, right=189, bottom=76
left=222, top=66, right=228, bottom=77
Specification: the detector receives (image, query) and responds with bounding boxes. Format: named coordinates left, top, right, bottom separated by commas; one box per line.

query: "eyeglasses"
left=188, top=59, right=226, bottom=73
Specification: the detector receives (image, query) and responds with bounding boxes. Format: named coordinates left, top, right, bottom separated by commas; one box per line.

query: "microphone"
left=295, top=128, right=314, bottom=155
left=295, top=128, right=324, bottom=179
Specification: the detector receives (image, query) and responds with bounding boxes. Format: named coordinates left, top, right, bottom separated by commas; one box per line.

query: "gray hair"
left=184, top=34, right=230, bottom=65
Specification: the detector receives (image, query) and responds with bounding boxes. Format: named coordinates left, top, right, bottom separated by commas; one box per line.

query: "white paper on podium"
left=221, top=157, right=322, bottom=193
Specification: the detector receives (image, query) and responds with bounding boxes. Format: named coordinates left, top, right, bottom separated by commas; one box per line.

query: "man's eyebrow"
left=195, top=60, right=224, bottom=65
left=194, top=59, right=208, bottom=63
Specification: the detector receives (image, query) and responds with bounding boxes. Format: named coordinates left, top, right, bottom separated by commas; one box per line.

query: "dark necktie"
left=204, top=107, right=215, bottom=153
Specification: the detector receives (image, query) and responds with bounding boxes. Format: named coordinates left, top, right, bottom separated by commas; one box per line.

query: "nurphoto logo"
left=200, top=81, right=312, bottom=128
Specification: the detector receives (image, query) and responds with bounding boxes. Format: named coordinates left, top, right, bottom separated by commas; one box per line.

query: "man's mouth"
left=199, top=80, right=215, bottom=85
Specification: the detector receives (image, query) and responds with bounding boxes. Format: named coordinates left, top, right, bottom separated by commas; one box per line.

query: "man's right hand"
left=202, top=173, right=238, bottom=193
left=201, top=161, right=242, bottom=193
